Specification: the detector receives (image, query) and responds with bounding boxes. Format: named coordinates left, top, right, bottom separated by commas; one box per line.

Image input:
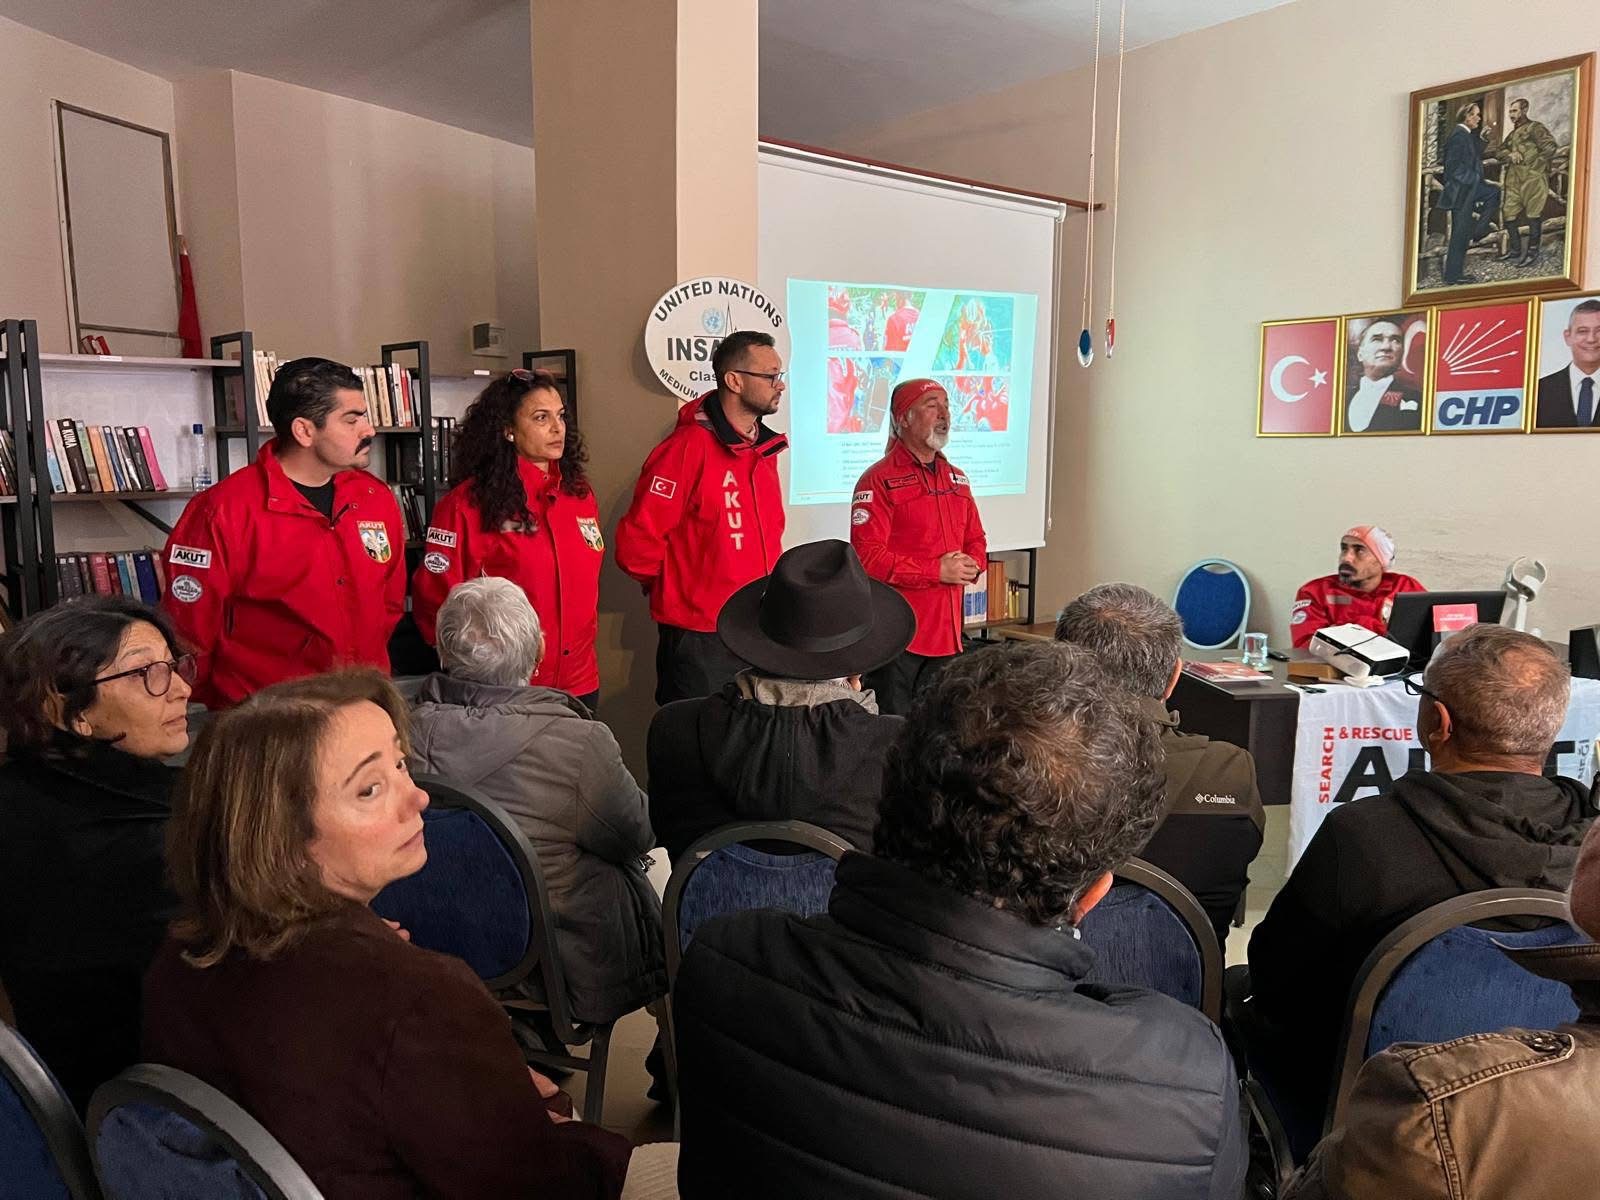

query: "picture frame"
left=1257, top=317, right=1340, bottom=437
left=1427, top=297, right=1535, bottom=434
left=1529, top=289, right=1600, bottom=432
left=1337, top=309, right=1430, bottom=436
left=1403, top=54, right=1593, bottom=307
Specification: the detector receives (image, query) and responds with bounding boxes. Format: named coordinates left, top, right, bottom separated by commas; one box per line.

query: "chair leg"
left=581, top=1021, right=613, bottom=1127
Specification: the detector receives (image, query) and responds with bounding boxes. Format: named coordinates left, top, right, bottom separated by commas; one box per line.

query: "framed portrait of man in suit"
left=1403, top=55, right=1593, bottom=306
left=1339, top=310, right=1428, bottom=436
left=1532, top=292, right=1600, bottom=433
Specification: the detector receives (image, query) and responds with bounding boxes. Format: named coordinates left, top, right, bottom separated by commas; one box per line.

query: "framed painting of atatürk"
left=1404, top=54, right=1592, bottom=306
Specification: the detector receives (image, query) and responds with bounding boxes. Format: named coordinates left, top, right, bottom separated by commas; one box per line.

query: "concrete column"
left=532, top=0, right=760, bottom=771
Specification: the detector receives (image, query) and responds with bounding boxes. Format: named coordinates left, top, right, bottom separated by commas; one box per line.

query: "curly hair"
left=451, top=370, right=590, bottom=533
left=0, top=596, right=184, bottom=758
left=874, top=640, right=1166, bottom=928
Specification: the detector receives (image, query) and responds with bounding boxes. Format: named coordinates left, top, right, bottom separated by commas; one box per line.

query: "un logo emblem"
left=701, top=306, right=727, bottom=335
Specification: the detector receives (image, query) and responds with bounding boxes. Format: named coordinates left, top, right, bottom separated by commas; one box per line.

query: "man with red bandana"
left=1290, top=524, right=1425, bottom=650
left=850, top=378, right=987, bottom=714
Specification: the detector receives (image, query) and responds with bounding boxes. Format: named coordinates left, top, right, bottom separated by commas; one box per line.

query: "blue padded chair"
left=0, top=1022, right=102, bottom=1200
left=1172, top=559, right=1251, bottom=650
left=370, top=775, right=615, bottom=1124
left=1078, top=857, right=1223, bottom=1022
left=87, top=1064, right=321, bottom=1199
left=662, top=820, right=854, bottom=985
left=660, top=821, right=852, bottom=1131
left=1326, top=888, right=1583, bottom=1132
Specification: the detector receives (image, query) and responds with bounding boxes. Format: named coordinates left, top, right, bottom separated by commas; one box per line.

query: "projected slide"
left=786, top=279, right=1038, bottom=506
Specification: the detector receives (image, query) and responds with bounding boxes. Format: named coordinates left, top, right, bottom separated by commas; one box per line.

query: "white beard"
left=927, top=429, right=949, bottom=452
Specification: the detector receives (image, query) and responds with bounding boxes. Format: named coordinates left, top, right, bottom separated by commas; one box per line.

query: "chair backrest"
left=1078, top=857, right=1223, bottom=1022
left=370, top=776, right=576, bottom=1034
left=1328, top=888, right=1585, bottom=1130
left=87, top=1064, right=322, bottom=1200
left=662, top=821, right=853, bottom=985
left=1172, top=559, right=1251, bottom=650
left=0, top=1022, right=101, bottom=1200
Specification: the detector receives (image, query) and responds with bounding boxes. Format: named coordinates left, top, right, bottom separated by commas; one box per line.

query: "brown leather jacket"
left=1285, top=944, right=1600, bottom=1199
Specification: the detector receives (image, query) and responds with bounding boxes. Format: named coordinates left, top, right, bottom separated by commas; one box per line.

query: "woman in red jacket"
left=412, top=370, right=602, bottom=707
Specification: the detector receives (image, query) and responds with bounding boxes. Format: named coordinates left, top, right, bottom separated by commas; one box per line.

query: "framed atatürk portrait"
left=1404, top=54, right=1593, bottom=306
left=1338, top=310, right=1429, bottom=436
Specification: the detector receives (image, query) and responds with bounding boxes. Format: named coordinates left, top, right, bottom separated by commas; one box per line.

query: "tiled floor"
left=578, top=810, right=1295, bottom=1148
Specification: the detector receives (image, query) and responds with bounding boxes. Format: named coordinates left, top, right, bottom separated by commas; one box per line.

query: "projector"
left=1308, top=623, right=1409, bottom=681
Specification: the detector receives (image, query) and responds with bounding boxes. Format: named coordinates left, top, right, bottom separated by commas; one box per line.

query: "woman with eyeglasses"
left=411, top=369, right=603, bottom=708
left=0, top=595, right=195, bottom=1110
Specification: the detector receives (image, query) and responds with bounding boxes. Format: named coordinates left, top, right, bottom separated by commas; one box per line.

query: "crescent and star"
left=1268, top=355, right=1328, bottom=404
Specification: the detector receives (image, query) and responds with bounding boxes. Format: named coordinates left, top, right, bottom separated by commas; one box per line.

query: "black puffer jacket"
left=674, top=853, right=1246, bottom=1200
left=646, top=682, right=903, bottom=860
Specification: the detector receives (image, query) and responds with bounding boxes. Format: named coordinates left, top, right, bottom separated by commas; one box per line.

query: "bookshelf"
left=963, top=548, right=1039, bottom=639
left=2, top=317, right=214, bottom=620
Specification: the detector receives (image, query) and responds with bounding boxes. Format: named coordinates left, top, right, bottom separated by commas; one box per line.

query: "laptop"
left=1385, top=590, right=1506, bottom=669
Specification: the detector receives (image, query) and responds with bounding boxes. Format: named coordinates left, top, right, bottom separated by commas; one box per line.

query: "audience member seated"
left=1241, top=624, right=1596, bottom=1133
left=647, top=539, right=914, bottom=860
left=1055, top=582, right=1264, bottom=948
left=672, top=640, right=1246, bottom=1199
left=408, top=576, right=664, bottom=1026
left=1290, top=523, right=1424, bottom=649
left=0, top=596, right=193, bottom=1111
left=1284, top=818, right=1600, bottom=1199
left=143, top=669, right=630, bottom=1200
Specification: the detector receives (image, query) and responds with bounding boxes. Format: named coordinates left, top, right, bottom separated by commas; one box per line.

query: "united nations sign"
left=644, top=277, right=791, bottom=402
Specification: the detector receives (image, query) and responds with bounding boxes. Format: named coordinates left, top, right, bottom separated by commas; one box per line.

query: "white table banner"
left=1288, top=677, right=1600, bottom=869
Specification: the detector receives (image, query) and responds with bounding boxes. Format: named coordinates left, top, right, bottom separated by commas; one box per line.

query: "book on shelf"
left=357, top=364, right=423, bottom=428
left=1183, top=659, right=1272, bottom=684
left=962, top=575, right=988, bottom=625
left=221, top=350, right=278, bottom=426
left=0, top=429, right=15, bottom=496
left=54, top=549, right=164, bottom=604
left=39, top=420, right=169, bottom=495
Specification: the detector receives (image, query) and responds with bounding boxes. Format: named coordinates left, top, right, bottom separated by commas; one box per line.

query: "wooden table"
left=996, top=626, right=1301, bottom=805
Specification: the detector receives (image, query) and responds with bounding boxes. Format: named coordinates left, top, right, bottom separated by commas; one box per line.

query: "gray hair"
left=435, top=577, right=544, bottom=686
left=1054, top=583, right=1184, bottom=698
left=874, top=641, right=1166, bottom=928
left=1424, top=624, right=1570, bottom=758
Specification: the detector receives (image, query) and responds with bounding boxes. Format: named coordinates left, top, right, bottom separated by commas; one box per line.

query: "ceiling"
left=0, top=0, right=1298, bottom=146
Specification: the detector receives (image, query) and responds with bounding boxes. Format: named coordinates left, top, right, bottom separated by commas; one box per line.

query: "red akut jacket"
left=160, top=442, right=406, bottom=707
left=1289, top=572, right=1426, bottom=649
left=411, top=458, right=603, bottom=696
left=851, top=440, right=987, bottom=658
left=614, top=392, right=787, bottom=633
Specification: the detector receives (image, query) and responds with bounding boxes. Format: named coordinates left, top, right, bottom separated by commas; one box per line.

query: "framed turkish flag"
left=1429, top=298, right=1534, bottom=434
left=1258, top=317, right=1339, bottom=436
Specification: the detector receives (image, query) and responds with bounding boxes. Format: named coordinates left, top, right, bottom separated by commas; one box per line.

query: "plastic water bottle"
left=190, top=424, right=213, bottom=491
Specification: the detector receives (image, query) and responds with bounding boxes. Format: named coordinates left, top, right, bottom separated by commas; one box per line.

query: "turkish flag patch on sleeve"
left=649, top=476, right=677, bottom=499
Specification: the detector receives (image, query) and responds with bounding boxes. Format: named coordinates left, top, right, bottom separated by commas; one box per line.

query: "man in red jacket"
left=850, top=377, right=987, bottom=714
left=616, top=330, right=788, bottom=704
left=1289, top=524, right=1425, bottom=650
left=161, top=358, right=405, bottom=707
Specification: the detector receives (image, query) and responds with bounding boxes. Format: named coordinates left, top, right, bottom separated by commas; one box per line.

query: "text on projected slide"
left=785, top=280, right=1038, bottom=505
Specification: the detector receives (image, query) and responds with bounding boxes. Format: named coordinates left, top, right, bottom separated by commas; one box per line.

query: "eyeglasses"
left=94, top=654, right=198, bottom=698
left=1402, top=671, right=1442, bottom=704
left=731, top=369, right=787, bottom=384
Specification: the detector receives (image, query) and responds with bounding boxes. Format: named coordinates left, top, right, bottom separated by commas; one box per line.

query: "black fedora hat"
left=718, top=539, right=915, bottom=680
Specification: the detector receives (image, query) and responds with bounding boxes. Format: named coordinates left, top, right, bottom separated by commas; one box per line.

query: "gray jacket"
left=408, top=673, right=665, bottom=1024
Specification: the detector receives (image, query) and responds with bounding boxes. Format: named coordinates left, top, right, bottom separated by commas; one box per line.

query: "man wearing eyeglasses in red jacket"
left=850, top=378, right=987, bottom=715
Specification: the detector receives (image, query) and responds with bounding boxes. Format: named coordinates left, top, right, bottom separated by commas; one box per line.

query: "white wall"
left=0, top=15, right=175, bottom=352
left=225, top=71, right=538, bottom=376
left=837, top=0, right=1600, bottom=643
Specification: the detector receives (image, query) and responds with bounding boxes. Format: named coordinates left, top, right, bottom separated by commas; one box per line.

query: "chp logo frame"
left=644, top=277, right=791, bottom=403
left=1429, top=298, right=1535, bottom=434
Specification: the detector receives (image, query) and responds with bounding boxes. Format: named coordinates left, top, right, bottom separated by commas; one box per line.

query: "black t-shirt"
left=294, top=478, right=336, bottom=521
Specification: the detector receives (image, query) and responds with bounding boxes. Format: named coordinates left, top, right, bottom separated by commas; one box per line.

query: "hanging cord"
left=1104, top=0, right=1126, bottom=357
left=1077, top=0, right=1102, bottom=366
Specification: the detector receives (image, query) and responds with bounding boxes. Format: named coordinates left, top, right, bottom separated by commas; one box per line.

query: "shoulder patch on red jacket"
left=649, top=475, right=677, bottom=499
left=424, top=526, right=457, bottom=548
